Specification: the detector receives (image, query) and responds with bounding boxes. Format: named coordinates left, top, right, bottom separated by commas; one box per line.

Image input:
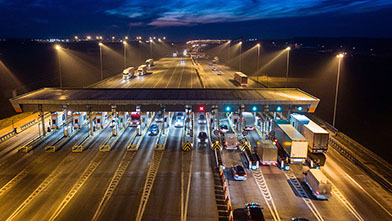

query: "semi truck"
left=303, top=168, right=332, bottom=200
left=122, top=67, right=135, bottom=79
left=290, top=113, right=329, bottom=153
left=137, top=65, right=147, bottom=76
left=257, top=140, right=278, bottom=166
left=242, top=112, right=255, bottom=130
left=271, top=120, right=308, bottom=164
left=145, top=58, right=154, bottom=67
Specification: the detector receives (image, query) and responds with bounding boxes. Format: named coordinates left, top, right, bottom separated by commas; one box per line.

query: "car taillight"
left=262, top=162, right=266, bottom=165
left=235, top=174, right=238, bottom=176
left=244, top=174, right=247, bottom=176
left=330, top=191, right=333, bottom=195
left=316, top=191, right=320, bottom=195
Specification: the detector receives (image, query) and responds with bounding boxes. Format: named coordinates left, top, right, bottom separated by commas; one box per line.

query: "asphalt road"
left=0, top=56, right=391, bottom=220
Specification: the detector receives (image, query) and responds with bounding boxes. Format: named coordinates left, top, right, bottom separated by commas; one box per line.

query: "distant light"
left=199, top=106, right=205, bottom=112
left=239, top=41, right=242, bottom=45
left=153, top=36, right=156, bottom=39
left=139, top=40, right=142, bottom=43
left=252, top=106, right=258, bottom=112
left=86, top=36, right=91, bottom=40
left=276, top=106, right=282, bottom=112
left=297, top=106, right=303, bottom=111
left=55, top=45, right=61, bottom=50
left=225, top=106, right=231, bottom=112
left=183, top=50, right=187, bottom=56
left=286, top=47, right=291, bottom=51
left=96, top=36, right=99, bottom=40
left=74, top=36, right=78, bottom=40
left=158, top=38, right=161, bottom=41
left=123, top=41, right=127, bottom=45
left=256, top=43, right=260, bottom=47
left=99, top=42, right=103, bottom=46
left=337, top=53, right=345, bottom=58
left=100, top=36, right=103, bottom=40
left=125, top=36, right=128, bottom=40
left=112, top=36, right=115, bottom=40
left=163, top=36, right=166, bottom=40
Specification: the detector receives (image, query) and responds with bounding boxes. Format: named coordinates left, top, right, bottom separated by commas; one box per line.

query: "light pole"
left=285, top=47, right=291, bottom=88
left=138, top=40, right=142, bottom=62
left=150, top=40, right=153, bottom=58
left=333, top=53, right=345, bottom=127
left=239, top=41, right=242, bottom=71
left=123, top=41, right=127, bottom=68
left=55, top=45, right=62, bottom=87
left=99, top=43, right=103, bottom=81
left=256, top=43, right=260, bottom=83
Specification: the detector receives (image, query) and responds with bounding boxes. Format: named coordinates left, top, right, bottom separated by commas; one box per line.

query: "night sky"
left=1, top=0, right=392, bottom=40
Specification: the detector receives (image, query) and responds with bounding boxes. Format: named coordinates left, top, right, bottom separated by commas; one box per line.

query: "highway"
left=0, top=56, right=391, bottom=220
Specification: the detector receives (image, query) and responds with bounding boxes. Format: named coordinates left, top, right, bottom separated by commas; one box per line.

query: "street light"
left=256, top=43, right=260, bottom=82
left=99, top=43, right=103, bottom=80
left=333, top=53, right=345, bottom=127
left=123, top=41, right=127, bottom=68
left=285, top=47, right=291, bottom=88
left=239, top=41, right=242, bottom=71
left=54, top=45, right=62, bottom=87
left=150, top=40, right=153, bottom=58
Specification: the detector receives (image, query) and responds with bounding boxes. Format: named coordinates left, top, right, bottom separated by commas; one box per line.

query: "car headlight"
left=205, top=139, right=208, bottom=142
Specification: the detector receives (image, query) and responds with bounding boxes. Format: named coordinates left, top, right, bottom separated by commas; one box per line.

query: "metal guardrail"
left=0, top=113, right=51, bottom=144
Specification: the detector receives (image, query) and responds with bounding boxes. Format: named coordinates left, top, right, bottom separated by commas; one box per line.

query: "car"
left=110, top=119, right=116, bottom=128
left=198, top=114, right=207, bottom=124
left=176, top=112, right=184, bottom=120
left=216, top=70, right=223, bottom=75
left=244, top=203, right=265, bottom=221
left=156, top=112, right=164, bottom=122
left=174, top=118, right=184, bottom=127
left=198, top=132, right=208, bottom=144
left=231, top=165, right=247, bottom=181
left=220, top=124, right=229, bottom=133
left=212, top=67, right=217, bottom=71
left=148, top=124, right=159, bottom=135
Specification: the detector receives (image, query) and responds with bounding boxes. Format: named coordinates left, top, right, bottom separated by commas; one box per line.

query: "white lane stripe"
left=345, top=173, right=392, bottom=217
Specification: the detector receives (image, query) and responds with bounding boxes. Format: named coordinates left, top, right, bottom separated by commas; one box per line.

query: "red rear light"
left=316, top=191, right=320, bottom=195
left=244, top=174, right=247, bottom=176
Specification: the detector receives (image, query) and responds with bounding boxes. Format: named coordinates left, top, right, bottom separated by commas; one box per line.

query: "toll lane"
left=98, top=119, right=158, bottom=220
left=187, top=115, right=219, bottom=220
left=142, top=116, right=183, bottom=220
left=4, top=125, right=112, bottom=221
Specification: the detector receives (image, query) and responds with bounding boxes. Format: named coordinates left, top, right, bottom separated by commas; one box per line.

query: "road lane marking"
left=177, top=58, right=187, bottom=88
left=92, top=151, right=136, bottom=220
left=253, top=169, right=281, bottom=221
left=345, top=173, right=392, bottom=217
left=165, top=59, right=181, bottom=88
left=48, top=152, right=107, bottom=221
left=183, top=150, right=194, bottom=221
left=284, top=170, right=324, bottom=221
left=5, top=154, right=78, bottom=221
left=135, top=150, right=164, bottom=221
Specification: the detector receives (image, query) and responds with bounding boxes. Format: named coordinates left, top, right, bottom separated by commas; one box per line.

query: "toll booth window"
left=75, top=119, right=79, bottom=124
left=52, top=120, right=56, bottom=125
left=97, top=119, right=101, bottom=124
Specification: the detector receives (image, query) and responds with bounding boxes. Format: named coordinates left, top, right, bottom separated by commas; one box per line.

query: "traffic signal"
left=225, top=105, right=231, bottom=112
left=297, top=106, right=303, bottom=111
left=252, top=106, right=258, bottom=112
left=276, top=106, right=282, bottom=112
left=199, top=106, right=205, bottom=112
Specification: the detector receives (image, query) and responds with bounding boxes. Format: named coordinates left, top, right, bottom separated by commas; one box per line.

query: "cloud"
left=105, top=0, right=392, bottom=27
left=128, top=22, right=144, bottom=27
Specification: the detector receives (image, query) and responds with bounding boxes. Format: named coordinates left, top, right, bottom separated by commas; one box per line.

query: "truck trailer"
left=272, top=120, right=308, bottom=164
left=122, top=67, right=135, bottom=79
left=290, top=113, right=329, bottom=153
left=257, top=140, right=278, bottom=166
left=303, top=169, right=332, bottom=200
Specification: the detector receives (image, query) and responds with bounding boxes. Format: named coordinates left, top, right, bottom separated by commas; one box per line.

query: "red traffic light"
left=199, top=106, right=205, bottom=112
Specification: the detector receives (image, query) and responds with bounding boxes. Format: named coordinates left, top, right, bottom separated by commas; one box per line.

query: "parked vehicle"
left=243, top=112, right=255, bottom=130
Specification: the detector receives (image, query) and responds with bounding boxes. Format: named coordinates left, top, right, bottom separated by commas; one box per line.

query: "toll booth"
left=118, top=112, right=129, bottom=128
left=140, top=112, right=148, bottom=129
left=231, top=112, right=240, bottom=131
left=96, top=112, right=107, bottom=129
left=51, top=112, right=64, bottom=130
left=73, top=112, right=86, bottom=129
